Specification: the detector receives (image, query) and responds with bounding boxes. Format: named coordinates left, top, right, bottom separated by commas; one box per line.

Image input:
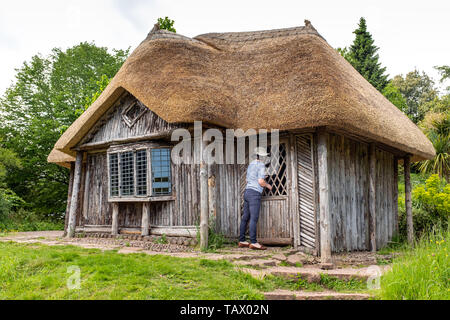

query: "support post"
left=67, top=152, right=84, bottom=238
left=317, top=131, right=333, bottom=268
left=208, top=165, right=216, bottom=225
left=393, top=157, right=399, bottom=236
left=369, top=143, right=377, bottom=252
left=404, top=155, right=414, bottom=245
left=200, top=136, right=209, bottom=250
left=112, top=203, right=119, bottom=236
left=141, top=203, right=150, bottom=236
left=64, top=162, right=75, bottom=237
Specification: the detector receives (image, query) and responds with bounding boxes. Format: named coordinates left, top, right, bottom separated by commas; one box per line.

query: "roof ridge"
left=194, top=21, right=325, bottom=43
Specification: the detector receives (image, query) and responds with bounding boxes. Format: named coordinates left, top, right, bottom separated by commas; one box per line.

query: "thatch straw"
left=48, top=21, right=435, bottom=165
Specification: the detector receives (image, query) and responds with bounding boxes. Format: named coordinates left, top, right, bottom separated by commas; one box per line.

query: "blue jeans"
left=239, top=188, right=262, bottom=244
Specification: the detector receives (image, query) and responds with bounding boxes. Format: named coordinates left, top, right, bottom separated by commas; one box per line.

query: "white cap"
left=254, top=147, right=269, bottom=157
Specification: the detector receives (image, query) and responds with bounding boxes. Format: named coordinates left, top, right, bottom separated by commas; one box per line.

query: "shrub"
left=0, top=209, right=63, bottom=233
left=398, top=175, right=449, bottom=239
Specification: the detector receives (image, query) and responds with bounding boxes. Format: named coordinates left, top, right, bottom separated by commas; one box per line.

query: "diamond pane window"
left=263, top=143, right=288, bottom=197
left=151, top=148, right=172, bottom=196
left=136, top=150, right=148, bottom=196
left=120, top=151, right=135, bottom=196
left=122, top=101, right=147, bottom=128
left=109, top=153, right=119, bottom=197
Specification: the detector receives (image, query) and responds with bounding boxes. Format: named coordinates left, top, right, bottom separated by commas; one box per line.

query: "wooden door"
left=240, top=139, right=293, bottom=245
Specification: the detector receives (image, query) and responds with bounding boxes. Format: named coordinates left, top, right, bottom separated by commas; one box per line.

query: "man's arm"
left=258, top=179, right=272, bottom=191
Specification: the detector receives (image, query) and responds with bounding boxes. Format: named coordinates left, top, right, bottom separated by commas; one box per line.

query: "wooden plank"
left=64, top=162, right=75, bottom=237
left=112, top=202, right=119, bottom=235
left=141, top=203, right=150, bottom=236
left=369, top=144, right=377, bottom=252
left=317, top=131, right=332, bottom=265
left=67, top=152, right=84, bottom=238
left=200, top=136, right=209, bottom=250
left=290, top=134, right=300, bottom=248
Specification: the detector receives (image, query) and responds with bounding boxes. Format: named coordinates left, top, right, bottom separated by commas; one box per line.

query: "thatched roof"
left=48, top=21, right=435, bottom=166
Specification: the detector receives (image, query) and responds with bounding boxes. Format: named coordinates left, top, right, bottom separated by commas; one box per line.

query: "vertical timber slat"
left=141, top=203, right=150, bottom=236
left=317, top=131, right=333, bottom=266
left=112, top=203, right=119, bottom=235
left=67, top=152, right=84, bottom=238
left=369, top=144, right=377, bottom=252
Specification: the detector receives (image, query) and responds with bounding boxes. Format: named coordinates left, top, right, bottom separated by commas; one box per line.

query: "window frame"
left=107, top=143, right=174, bottom=203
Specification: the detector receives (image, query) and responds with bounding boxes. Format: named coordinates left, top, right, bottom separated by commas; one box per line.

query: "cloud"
left=113, top=0, right=158, bottom=31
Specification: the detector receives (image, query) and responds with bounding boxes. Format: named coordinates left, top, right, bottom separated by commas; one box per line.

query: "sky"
left=0, top=0, right=449, bottom=94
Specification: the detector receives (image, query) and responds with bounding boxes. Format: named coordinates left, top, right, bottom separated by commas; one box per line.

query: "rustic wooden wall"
left=80, top=93, right=178, bottom=146
left=327, top=133, right=397, bottom=252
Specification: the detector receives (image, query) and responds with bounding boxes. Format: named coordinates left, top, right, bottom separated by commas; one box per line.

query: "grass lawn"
left=379, top=228, right=449, bottom=300
left=0, top=242, right=272, bottom=300
left=0, top=241, right=371, bottom=300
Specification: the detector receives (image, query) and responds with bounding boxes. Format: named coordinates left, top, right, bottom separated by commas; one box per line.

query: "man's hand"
left=258, top=178, right=272, bottom=191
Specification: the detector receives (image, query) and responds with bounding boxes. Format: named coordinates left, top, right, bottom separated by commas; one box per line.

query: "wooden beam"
left=404, top=155, right=414, bottom=245
left=393, top=157, right=399, bottom=236
left=67, top=152, right=84, bottom=238
left=317, top=131, right=333, bottom=267
left=141, top=203, right=150, bottom=236
left=112, top=203, right=119, bottom=236
left=200, top=163, right=209, bottom=250
left=208, top=165, right=217, bottom=227
left=369, top=143, right=377, bottom=252
left=64, top=162, right=75, bottom=237
left=289, top=133, right=300, bottom=249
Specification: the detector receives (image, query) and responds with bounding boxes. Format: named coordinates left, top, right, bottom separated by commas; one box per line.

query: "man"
left=238, top=147, right=272, bottom=250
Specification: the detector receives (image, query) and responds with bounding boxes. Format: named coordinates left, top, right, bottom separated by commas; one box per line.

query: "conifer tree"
left=344, top=18, right=389, bottom=92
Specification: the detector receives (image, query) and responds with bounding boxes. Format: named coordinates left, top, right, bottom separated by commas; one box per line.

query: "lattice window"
left=136, top=150, right=148, bottom=196
left=109, top=153, right=119, bottom=197
left=122, top=101, right=147, bottom=128
left=263, top=143, right=288, bottom=197
left=120, top=151, right=135, bottom=196
left=151, top=148, right=172, bottom=196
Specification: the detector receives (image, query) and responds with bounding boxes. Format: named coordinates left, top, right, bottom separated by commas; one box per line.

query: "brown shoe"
left=238, top=242, right=250, bottom=248
left=249, top=243, right=267, bottom=251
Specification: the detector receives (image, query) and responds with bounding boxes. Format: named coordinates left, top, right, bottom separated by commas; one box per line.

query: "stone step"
left=264, top=290, right=371, bottom=301
left=233, top=259, right=278, bottom=268
left=240, top=265, right=380, bottom=283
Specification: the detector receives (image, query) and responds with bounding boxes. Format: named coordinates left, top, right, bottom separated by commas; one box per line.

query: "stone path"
left=1, top=231, right=389, bottom=300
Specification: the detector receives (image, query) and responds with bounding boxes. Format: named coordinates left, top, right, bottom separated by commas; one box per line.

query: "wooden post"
left=317, top=131, right=333, bottom=268
left=404, top=155, right=414, bottom=245
left=141, top=203, right=150, bottom=236
left=200, top=137, right=209, bottom=250
left=208, top=166, right=216, bottom=225
left=112, top=203, right=119, bottom=236
left=64, top=162, right=75, bottom=237
left=369, top=144, right=377, bottom=252
left=67, top=152, right=84, bottom=238
left=393, top=157, right=399, bottom=236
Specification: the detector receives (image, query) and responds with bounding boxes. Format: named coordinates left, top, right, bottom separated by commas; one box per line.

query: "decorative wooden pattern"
left=263, top=144, right=288, bottom=197
left=296, top=135, right=316, bottom=249
left=80, top=92, right=178, bottom=146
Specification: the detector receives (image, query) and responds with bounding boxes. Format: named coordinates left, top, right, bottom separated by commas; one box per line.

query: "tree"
left=0, top=143, right=22, bottom=218
left=0, top=42, right=128, bottom=220
left=383, top=81, right=409, bottom=114
left=418, top=112, right=449, bottom=180
left=391, top=70, right=439, bottom=123
left=340, top=17, right=389, bottom=92
left=158, top=17, right=176, bottom=33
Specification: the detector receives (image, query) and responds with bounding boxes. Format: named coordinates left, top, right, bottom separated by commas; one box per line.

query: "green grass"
left=379, top=228, right=449, bottom=300
left=0, top=242, right=275, bottom=300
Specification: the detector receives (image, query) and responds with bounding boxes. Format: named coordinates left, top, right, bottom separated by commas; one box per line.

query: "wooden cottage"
left=48, top=21, right=435, bottom=264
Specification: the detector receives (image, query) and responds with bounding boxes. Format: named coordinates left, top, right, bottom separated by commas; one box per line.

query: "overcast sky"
left=0, top=0, right=449, bottom=94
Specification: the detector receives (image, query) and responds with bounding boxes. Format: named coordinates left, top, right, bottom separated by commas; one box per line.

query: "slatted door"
left=296, top=135, right=317, bottom=249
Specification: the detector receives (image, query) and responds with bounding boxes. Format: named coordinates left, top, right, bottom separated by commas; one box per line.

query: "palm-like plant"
left=418, top=112, right=450, bottom=179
